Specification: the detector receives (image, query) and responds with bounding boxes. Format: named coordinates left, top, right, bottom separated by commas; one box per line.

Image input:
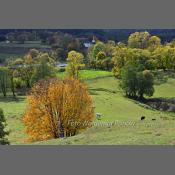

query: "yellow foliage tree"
left=23, top=78, right=94, bottom=142
left=66, top=51, right=85, bottom=79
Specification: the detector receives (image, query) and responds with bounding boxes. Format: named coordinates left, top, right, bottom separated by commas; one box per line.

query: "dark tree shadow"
left=89, top=88, right=117, bottom=94
left=0, top=95, right=26, bottom=103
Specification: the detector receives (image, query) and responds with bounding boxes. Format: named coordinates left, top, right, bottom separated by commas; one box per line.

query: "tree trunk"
left=139, top=93, right=144, bottom=100
left=59, top=124, right=64, bottom=138
left=58, top=118, right=64, bottom=138
left=1, top=85, right=6, bottom=97
left=11, top=77, right=16, bottom=98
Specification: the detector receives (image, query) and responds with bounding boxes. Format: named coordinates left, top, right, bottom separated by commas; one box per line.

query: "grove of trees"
left=0, top=49, right=57, bottom=97
left=86, top=31, right=175, bottom=99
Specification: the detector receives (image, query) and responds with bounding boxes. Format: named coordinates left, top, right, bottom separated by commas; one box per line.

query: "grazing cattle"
left=152, top=118, right=156, bottom=121
left=141, top=116, right=145, bottom=120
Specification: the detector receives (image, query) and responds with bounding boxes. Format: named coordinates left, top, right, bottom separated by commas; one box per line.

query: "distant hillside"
left=1, top=29, right=175, bottom=43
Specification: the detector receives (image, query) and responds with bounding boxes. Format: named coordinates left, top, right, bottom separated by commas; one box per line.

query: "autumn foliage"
left=23, top=78, right=94, bottom=142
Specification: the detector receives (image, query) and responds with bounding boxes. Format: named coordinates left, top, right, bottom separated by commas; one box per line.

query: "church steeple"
left=92, top=35, right=96, bottom=44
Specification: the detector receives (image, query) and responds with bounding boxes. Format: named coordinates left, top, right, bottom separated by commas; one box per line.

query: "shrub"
left=0, top=108, right=9, bottom=145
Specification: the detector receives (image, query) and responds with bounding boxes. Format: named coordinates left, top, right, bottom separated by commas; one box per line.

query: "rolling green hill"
left=1, top=70, right=175, bottom=145
left=33, top=77, right=175, bottom=145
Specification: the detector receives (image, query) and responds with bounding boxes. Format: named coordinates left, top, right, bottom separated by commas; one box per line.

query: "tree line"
left=1, top=31, right=175, bottom=99
left=0, top=49, right=57, bottom=97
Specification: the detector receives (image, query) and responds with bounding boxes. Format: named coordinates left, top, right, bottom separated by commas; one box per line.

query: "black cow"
left=141, top=116, right=145, bottom=120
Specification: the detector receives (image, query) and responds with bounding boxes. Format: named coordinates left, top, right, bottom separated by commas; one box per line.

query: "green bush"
left=0, top=108, right=9, bottom=145
left=120, top=64, right=154, bottom=99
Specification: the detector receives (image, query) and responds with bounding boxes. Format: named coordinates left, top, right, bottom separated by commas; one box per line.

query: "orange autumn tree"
left=23, top=78, right=94, bottom=142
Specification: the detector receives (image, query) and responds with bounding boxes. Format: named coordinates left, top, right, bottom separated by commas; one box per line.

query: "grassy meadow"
left=56, top=69, right=113, bottom=79
left=1, top=70, right=175, bottom=145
